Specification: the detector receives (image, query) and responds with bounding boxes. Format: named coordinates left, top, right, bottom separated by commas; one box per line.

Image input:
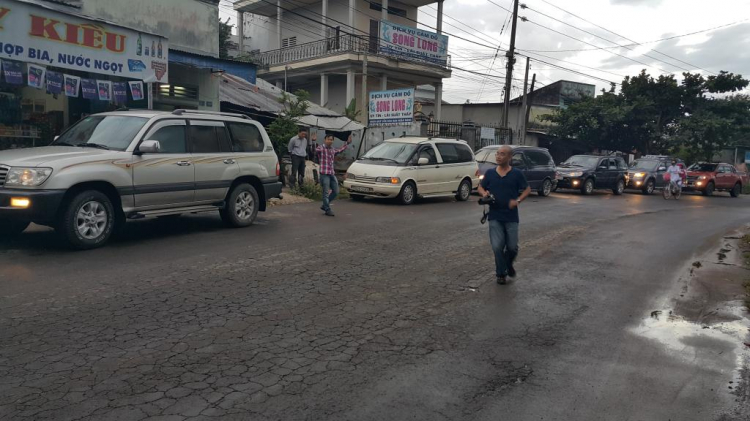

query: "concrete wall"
left=78, top=0, right=220, bottom=57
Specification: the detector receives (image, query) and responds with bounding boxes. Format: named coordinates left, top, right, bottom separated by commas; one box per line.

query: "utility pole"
left=523, top=73, right=536, bottom=144
left=362, top=53, right=368, bottom=125
left=518, top=57, right=530, bottom=145
left=502, top=0, right=519, bottom=135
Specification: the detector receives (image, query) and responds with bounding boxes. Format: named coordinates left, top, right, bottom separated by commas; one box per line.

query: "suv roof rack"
left=172, top=109, right=251, bottom=120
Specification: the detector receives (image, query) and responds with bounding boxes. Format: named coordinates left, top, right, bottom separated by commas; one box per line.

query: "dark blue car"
left=475, top=145, right=558, bottom=197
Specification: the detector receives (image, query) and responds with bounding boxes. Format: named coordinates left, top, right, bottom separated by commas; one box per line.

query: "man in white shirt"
left=287, top=129, right=308, bottom=188
left=666, top=160, right=683, bottom=187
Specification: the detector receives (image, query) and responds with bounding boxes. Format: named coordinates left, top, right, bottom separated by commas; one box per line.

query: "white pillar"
left=434, top=82, right=443, bottom=120
left=237, top=11, right=245, bottom=55
left=437, top=0, right=444, bottom=33
left=321, top=0, right=328, bottom=39
left=346, top=69, right=355, bottom=106
left=320, top=74, right=328, bottom=106
left=277, top=0, right=283, bottom=49
left=382, top=0, right=388, bottom=21
left=380, top=74, right=387, bottom=90
left=348, top=0, right=355, bottom=30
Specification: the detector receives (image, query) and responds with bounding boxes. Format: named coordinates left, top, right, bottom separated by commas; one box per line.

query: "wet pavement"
left=1, top=190, right=749, bottom=420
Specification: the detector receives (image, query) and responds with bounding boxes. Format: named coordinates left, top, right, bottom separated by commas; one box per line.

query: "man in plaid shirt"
left=316, top=134, right=352, bottom=216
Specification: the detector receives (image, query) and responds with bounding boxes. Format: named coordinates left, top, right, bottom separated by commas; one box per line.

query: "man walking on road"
left=288, top=129, right=308, bottom=188
left=478, top=145, right=531, bottom=284
left=317, top=134, right=352, bottom=216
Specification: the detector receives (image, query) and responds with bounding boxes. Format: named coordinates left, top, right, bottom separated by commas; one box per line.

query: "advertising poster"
left=113, top=82, right=128, bottom=103
left=97, top=80, right=112, bottom=101
left=368, top=88, right=415, bottom=126
left=64, top=74, right=80, bottom=97
left=129, top=81, right=144, bottom=101
left=46, top=70, right=63, bottom=94
left=1, top=60, right=23, bottom=85
left=27, top=64, right=46, bottom=89
left=81, top=78, right=98, bottom=99
left=379, top=21, right=449, bottom=66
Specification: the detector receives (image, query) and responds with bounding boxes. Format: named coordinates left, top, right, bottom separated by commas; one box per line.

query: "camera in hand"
left=478, top=193, right=496, bottom=206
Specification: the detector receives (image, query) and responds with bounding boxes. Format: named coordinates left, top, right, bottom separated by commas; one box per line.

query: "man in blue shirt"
left=478, top=145, right=531, bottom=284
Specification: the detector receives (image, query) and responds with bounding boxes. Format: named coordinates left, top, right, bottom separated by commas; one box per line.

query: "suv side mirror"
left=418, top=157, right=429, bottom=165
left=137, top=140, right=161, bottom=155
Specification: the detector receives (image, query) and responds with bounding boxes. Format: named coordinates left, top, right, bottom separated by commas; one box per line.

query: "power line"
left=535, top=0, right=728, bottom=74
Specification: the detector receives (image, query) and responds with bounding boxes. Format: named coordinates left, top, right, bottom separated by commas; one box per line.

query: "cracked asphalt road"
left=1, top=191, right=749, bottom=420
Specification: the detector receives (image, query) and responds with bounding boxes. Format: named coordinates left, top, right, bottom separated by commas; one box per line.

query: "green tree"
left=266, top=89, right=311, bottom=159
left=219, top=18, right=233, bottom=59
left=344, top=98, right=361, bottom=121
left=674, top=94, right=750, bottom=162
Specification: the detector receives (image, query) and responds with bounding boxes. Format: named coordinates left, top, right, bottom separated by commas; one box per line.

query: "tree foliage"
left=266, top=90, right=311, bottom=158
left=219, top=18, right=233, bottom=59
left=543, top=70, right=750, bottom=162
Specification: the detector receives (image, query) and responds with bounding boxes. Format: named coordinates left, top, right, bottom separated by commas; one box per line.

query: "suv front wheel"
left=59, top=190, right=116, bottom=250
left=221, top=183, right=259, bottom=227
left=613, top=179, right=625, bottom=195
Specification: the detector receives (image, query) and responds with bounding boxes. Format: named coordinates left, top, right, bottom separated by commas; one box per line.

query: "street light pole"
left=502, top=0, right=519, bottom=138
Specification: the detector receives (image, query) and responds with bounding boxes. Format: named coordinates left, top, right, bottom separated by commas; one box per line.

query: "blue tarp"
left=168, top=50, right=256, bottom=84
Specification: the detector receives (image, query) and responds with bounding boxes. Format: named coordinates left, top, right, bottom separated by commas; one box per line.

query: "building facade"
left=234, top=0, right=450, bottom=121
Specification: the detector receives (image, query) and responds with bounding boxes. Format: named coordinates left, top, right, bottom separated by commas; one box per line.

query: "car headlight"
left=567, top=171, right=583, bottom=177
left=376, top=177, right=401, bottom=184
left=5, top=167, right=53, bottom=187
left=633, top=172, right=645, bottom=178
left=698, top=175, right=707, bottom=180
left=345, top=173, right=355, bottom=180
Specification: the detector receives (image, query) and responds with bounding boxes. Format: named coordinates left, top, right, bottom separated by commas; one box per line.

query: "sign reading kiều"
left=379, top=20, right=448, bottom=66
left=368, top=88, right=414, bottom=126
left=0, top=0, right=168, bottom=82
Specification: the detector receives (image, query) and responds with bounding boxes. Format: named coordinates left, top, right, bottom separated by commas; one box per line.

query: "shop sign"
left=368, top=88, right=414, bottom=126
left=379, top=20, right=448, bottom=66
left=0, top=0, right=169, bottom=82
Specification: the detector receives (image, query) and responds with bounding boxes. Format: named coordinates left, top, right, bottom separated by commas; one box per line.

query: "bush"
left=290, top=180, right=349, bottom=202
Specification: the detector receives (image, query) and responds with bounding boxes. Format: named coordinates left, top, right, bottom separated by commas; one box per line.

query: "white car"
left=343, top=137, right=480, bottom=205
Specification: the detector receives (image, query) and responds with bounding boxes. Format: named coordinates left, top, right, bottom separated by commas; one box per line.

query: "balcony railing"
left=248, top=34, right=451, bottom=69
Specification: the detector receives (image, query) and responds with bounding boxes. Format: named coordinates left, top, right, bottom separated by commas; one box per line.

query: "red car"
left=685, top=162, right=747, bottom=197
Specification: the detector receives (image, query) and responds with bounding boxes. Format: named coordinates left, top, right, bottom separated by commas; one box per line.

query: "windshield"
left=629, top=160, right=658, bottom=171
left=362, top=142, right=418, bottom=164
left=561, top=156, right=599, bottom=167
left=688, top=163, right=718, bottom=172
left=52, top=116, right=148, bottom=151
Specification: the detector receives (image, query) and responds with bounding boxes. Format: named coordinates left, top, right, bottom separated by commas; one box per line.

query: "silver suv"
left=0, top=110, right=281, bottom=249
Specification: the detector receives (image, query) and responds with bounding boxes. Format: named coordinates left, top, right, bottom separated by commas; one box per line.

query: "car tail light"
left=475, top=169, right=480, bottom=177
left=276, top=162, right=280, bottom=177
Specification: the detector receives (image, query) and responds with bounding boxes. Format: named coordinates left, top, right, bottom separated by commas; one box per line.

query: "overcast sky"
left=222, top=0, right=750, bottom=104
left=417, top=0, right=750, bottom=103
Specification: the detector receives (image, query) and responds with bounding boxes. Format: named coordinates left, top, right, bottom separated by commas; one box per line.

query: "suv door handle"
left=223, top=159, right=236, bottom=165
left=175, top=161, right=192, bottom=166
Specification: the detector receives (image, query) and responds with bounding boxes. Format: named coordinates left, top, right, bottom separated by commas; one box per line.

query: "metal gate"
left=426, top=120, right=512, bottom=151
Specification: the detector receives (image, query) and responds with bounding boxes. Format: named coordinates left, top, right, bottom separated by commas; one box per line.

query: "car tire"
left=221, top=183, right=259, bottom=228
left=581, top=178, right=594, bottom=195
left=642, top=179, right=655, bottom=195
left=398, top=182, right=416, bottom=205
left=350, top=194, right=364, bottom=201
left=703, top=182, right=715, bottom=197
left=456, top=179, right=472, bottom=201
left=730, top=183, right=741, bottom=198
left=0, top=220, right=30, bottom=237
left=538, top=179, right=553, bottom=197
left=613, top=179, right=625, bottom=195
left=59, top=190, right=115, bottom=250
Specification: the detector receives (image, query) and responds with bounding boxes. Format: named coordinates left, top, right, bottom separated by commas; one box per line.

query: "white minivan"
left=343, top=137, right=480, bottom=205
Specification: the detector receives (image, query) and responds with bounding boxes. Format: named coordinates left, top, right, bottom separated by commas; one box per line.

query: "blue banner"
left=1, top=60, right=23, bottom=85
left=46, top=71, right=63, bottom=94
left=113, top=82, right=128, bottom=104
left=379, top=21, right=449, bottom=66
left=81, top=79, right=98, bottom=100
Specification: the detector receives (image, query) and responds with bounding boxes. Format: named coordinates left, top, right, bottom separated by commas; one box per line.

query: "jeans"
left=320, top=174, right=339, bottom=211
left=290, top=155, right=306, bottom=187
left=489, top=220, right=519, bottom=277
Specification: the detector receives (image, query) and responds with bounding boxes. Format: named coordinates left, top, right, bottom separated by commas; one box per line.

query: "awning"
left=219, top=73, right=365, bottom=131
left=169, top=50, right=257, bottom=84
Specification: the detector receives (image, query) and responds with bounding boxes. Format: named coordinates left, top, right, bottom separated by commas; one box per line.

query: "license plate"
left=351, top=186, right=373, bottom=193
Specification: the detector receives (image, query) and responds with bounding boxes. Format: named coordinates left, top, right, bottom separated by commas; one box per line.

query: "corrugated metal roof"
left=219, top=74, right=365, bottom=131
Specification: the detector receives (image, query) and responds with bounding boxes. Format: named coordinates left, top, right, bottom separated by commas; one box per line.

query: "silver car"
left=0, top=110, right=281, bottom=249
